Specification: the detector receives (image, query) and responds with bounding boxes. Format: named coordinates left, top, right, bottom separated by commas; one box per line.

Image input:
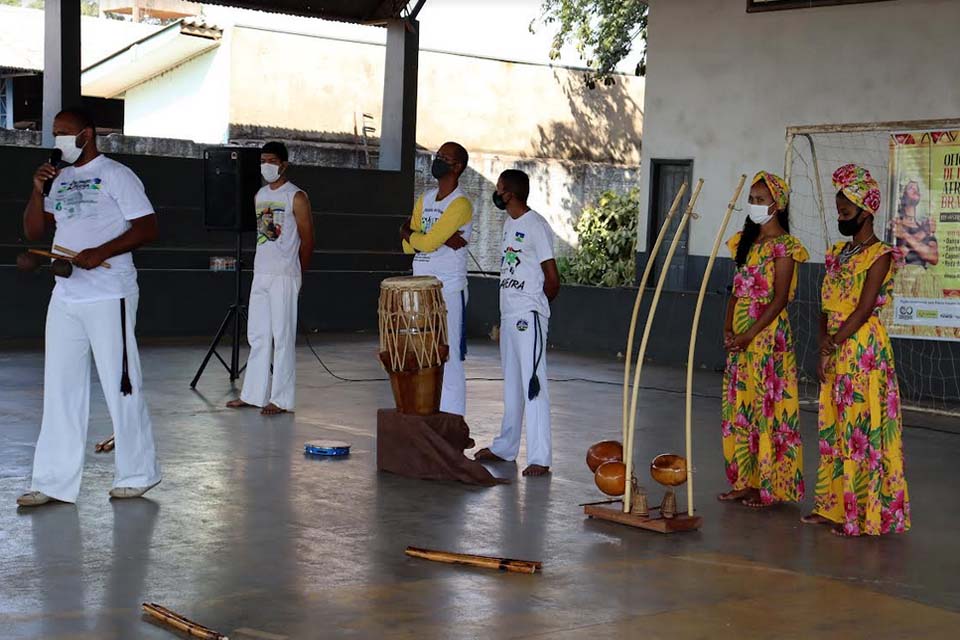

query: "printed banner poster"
left=882, top=130, right=960, bottom=341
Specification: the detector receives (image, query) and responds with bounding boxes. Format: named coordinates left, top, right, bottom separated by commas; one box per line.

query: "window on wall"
left=747, top=0, right=891, bottom=12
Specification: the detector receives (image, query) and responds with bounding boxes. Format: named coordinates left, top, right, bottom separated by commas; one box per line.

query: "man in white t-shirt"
left=400, top=142, right=474, bottom=416
left=227, top=141, right=315, bottom=415
left=475, top=170, right=560, bottom=476
left=17, top=108, right=162, bottom=507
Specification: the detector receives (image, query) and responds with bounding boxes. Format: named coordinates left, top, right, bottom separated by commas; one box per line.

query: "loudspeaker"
left=202, top=146, right=261, bottom=231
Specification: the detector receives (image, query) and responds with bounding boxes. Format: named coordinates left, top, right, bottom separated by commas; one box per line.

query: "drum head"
left=304, top=441, right=351, bottom=456
left=380, top=275, right=442, bottom=290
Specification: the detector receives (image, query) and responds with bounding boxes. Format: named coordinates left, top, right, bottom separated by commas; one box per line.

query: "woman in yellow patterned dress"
left=719, top=172, right=808, bottom=508
left=802, top=164, right=910, bottom=536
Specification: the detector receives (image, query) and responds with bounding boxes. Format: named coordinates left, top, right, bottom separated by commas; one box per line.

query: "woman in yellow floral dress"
left=720, top=172, right=808, bottom=508
left=802, top=164, right=910, bottom=536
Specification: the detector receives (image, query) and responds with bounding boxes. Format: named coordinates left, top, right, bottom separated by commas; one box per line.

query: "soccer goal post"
left=784, top=118, right=960, bottom=417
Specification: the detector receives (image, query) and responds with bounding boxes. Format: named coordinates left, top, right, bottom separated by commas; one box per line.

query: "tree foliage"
left=558, top=188, right=640, bottom=288
left=534, top=0, right=648, bottom=88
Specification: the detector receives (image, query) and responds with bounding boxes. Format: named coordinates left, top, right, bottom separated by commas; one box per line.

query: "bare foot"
left=743, top=493, right=776, bottom=509
left=260, top=403, right=287, bottom=416
left=830, top=525, right=851, bottom=537
left=474, top=448, right=507, bottom=462
left=522, top=464, right=550, bottom=477
left=800, top=513, right=833, bottom=526
left=226, top=399, right=254, bottom=409
left=717, top=488, right=752, bottom=502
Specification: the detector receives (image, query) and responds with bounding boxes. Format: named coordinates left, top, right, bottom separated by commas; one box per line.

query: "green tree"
left=558, top=188, right=640, bottom=288
left=535, top=0, right=648, bottom=88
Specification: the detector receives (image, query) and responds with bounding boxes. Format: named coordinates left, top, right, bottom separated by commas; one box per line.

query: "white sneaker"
left=17, top=491, right=53, bottom=507
left=109, top=480, right=161, bottom=499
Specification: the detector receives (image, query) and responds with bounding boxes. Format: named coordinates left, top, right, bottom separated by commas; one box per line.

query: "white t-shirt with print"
left=254, top=181, right=304, bottom=278
left=412, top=187, right=473, bottom=292
left=499, top=209, right=555, bottom=320
left=44, top=155, right=153, bottom=303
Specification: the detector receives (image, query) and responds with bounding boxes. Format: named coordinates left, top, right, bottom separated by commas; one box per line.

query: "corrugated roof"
left=200, top=0, right=414, bottom=24
left=0, top=6, right=161, bottom=74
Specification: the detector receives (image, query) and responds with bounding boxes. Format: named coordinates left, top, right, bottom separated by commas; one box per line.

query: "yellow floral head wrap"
left=832, top=163, right=881, bottom=214
left=751, top=171, right=790, bottom=211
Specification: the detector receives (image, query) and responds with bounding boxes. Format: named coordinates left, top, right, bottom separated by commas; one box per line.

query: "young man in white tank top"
left=400, top=142, right=474, bottom=416
left=227, top=142, right=315, bottom=415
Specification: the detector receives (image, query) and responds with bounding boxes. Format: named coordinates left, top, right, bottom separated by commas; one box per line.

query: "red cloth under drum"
left=376, top=409, right=507, bottom=487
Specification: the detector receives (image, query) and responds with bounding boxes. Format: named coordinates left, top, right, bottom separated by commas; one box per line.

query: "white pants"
left=31, top=294, right=161, bottom=503
left=490, top=312, right=551, bottom=467
left=241, top=273, right=300, bottom=411
left=440, top=286, right=467, bottom=416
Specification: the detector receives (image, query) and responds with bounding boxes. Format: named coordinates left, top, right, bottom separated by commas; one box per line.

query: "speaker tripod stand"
left=190, top=231, right=248, bottom=388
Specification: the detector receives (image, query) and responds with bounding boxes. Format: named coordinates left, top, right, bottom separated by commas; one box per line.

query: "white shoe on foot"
left=109, top=480, right=160, bottom=499
left=17, top=491, right=53, bottom=507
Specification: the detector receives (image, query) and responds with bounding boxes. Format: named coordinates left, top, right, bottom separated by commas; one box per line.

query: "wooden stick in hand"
left=51, top=244, right=112, bottom=269
left=405, top=546, right=541, bottom=574
left=28, top=249, right=73, bottom=262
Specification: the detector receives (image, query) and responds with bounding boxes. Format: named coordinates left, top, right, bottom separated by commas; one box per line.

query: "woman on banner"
left=890, top=180, right=939, bottom=270
left=719, top=171, right=807, bottom=508
left=803, top=164, right=911, bottom=537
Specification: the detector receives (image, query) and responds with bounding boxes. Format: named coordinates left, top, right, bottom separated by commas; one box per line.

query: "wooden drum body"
left=378, top=276, right=449, bottom=415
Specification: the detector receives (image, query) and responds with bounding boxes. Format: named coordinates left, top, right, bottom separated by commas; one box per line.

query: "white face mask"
left=260, top=163, right=282, bottom=184
left=55, top=133, right=86, bottom=164
left=747, top=202, right=774, bottom=226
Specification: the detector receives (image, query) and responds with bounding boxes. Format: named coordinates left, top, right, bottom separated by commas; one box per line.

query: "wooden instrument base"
left=584, top=504, right=703, bottom=533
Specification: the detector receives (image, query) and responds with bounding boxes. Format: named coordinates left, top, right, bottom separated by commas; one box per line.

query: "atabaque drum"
left=586, top=440, right=623, bottom=473
left=378, top=276, right=449, bottom=415
left=594, top=460, right=627, bottom=497
left=650, top=454, right=687, bottom=487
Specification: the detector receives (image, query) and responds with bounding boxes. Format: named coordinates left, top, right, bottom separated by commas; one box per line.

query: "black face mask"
left=838, top=214, right=865, bottom=237
left=431, top=157, right=451, bottom=179
left=492, top=191, right=507, bottom=210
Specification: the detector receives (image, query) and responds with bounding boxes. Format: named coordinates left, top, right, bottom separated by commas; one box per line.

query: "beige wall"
left=638, top=0, right=960, bottom=257
left=416, top=50, right=643, bottom=164
left=228, top=26, right=644, bottom=164
left=229, top=27, right=384, bottom=142
left=125, top=42, right=232, bottom=144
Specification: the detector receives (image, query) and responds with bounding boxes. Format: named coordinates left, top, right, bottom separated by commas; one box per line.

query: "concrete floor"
left=1, top=334, right=959, bottom=640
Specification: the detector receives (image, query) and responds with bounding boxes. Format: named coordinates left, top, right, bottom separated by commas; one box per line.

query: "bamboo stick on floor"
left=405, top=546, right=541, bottom=574
left=142, top=602, right=228, bottom=640
left=684, top=175, right=746, bottom=517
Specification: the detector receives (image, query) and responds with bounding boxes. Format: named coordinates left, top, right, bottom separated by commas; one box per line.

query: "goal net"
left=785, top=120, right=960, bottom=416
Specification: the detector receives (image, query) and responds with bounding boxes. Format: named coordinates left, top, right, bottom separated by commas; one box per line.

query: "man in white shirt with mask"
left=474, top=170, right=560, bottom=477
left=18, top=107, right=162, bottom=507
left=227, top=142, right=314, bottom=415
left=400, top=142, right=474, bottom=416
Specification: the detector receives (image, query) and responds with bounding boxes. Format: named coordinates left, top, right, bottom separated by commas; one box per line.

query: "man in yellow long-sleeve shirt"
left=400, top=142, right=474, bottom=416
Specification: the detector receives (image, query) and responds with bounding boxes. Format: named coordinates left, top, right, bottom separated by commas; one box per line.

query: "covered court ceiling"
left=200, top=0, right=418, bottom=24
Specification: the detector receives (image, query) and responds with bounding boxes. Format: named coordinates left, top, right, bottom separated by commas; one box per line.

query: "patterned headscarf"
left=751, top=171, right=790, bottom=211
left=832, top=163, right=881, bottom=214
